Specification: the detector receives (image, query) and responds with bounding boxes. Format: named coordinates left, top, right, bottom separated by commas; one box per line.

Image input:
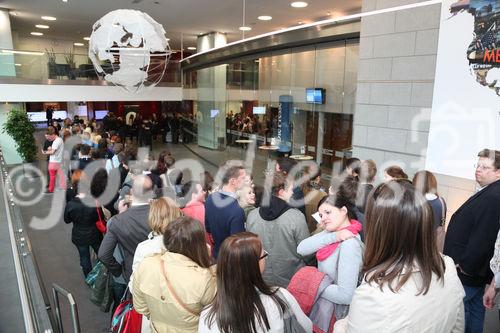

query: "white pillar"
left=0, top=9, right=15, bottom=76
left=196, top=32, right=227, bottom=149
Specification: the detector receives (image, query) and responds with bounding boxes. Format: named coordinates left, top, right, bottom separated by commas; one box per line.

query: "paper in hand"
left=312, top=212, right=321, bottom=223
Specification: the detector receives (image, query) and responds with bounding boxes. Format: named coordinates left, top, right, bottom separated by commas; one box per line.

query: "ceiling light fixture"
left=83, top=37, right=91, bottom=41
left=30, top=32, right=43, bottom=36
left=258, top=15, right=272, bottom=21
left=62, top=0, right=68, bottom=2
left=74, top=42, right=84, bottom=46
left=166, top=38, right=170, bottom=41
left=41, top=16, right=57, bottom=21
left=35, top=24, right=50, bottom=29
left=187, top=47, right=196, bottom=50
left=291, top=2, right=308, bottom=8
left=239, top=26, right=252, bottom=31
left=15, top=63, right=22, bottom=67
left=298, top=21, right=303, bottom=24
left=2, top=50, right=45, bottom=56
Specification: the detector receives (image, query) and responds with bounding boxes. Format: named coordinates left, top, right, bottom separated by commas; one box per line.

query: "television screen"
left=210, top=109, right=219, bottom=118
left=253, top=106, right=266, bottom=114
left=306, top=88, right=325, bottom=104
left=95, top=110, right=109, bottom=120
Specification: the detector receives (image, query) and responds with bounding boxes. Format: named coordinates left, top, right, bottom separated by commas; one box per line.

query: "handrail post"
left=52, top=284, right=81, bottom=333
left=52, top=287, right=63, bottom=333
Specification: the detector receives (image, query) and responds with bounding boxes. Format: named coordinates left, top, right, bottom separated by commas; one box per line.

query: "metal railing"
left=52, top=284, right=81, bottom=333
left=0, top=149, right=56, bottom=332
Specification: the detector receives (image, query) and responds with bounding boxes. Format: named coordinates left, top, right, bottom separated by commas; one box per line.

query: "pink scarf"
left=316, top=219, right=362, bottom=262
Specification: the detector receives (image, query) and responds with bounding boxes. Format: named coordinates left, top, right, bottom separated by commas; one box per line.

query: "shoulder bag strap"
left=159, top=258, right=198, bottom=316
left=438, top=197, right=446, bottom=226
left=95, top=200, right=104, bottom=221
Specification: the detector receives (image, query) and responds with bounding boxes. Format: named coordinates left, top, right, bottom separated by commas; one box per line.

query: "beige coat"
left=334, top=255, right=465, bottom=333
left=132, top=252, right=216, bottom=333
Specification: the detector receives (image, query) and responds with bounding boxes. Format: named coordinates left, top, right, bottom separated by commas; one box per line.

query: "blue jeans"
left=75, top=242, right=101, bottom=277
left=463, top=285, right=486, bottom=333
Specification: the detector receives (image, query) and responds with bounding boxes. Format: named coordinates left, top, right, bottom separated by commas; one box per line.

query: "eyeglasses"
left=474, top=164, right=494, bottom=171
left=259, top=250, right=269, bottom=260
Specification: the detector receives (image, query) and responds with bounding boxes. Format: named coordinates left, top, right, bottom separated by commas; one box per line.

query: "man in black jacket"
left=98, top=175, right=153, bottom=284
left=444, top=149, right=500, bottom=333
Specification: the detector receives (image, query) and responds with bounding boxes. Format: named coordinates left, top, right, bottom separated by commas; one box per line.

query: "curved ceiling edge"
left=181, top=19, right=360, bottom=72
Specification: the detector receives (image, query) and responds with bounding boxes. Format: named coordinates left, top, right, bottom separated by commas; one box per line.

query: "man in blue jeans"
left=444, top=149, right=500, bottom=332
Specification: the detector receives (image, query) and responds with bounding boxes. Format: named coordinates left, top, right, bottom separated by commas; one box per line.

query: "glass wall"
left=182, top=39, right=359, bottom=168
left=0, top=51, right=181, bottom=85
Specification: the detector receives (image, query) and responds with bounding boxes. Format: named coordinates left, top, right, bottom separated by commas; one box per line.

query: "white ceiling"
left=1, top=0, right=361, bottom=51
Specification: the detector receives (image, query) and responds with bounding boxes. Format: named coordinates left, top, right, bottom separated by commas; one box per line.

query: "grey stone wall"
left=352, top=0, right=477, bottom=216
left=353, top=0, right=440, bottom=174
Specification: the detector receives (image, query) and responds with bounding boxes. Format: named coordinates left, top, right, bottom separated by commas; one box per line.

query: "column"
left=316, top=112, right=325, bottom=165
left=196, top=32, right=227, bottom=149
left=0, top=9, right=15, bottom=76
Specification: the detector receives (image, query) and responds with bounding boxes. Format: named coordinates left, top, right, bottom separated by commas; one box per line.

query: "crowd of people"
left=42, top=114, right=500, bottom=333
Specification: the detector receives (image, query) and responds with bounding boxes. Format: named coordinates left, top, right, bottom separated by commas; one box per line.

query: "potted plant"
left=65, top=50, right=76, bottom=79
left=46, top=48, right=57, bottom=79
left=2, top=109, right=38, bottom=169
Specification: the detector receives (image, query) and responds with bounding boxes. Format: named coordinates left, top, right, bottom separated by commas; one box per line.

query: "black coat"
left=64, top=197, right=103, bottom=246
left=443, top=179, right=500, bottom=287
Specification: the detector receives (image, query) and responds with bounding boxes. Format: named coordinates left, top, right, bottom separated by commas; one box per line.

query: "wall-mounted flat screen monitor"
left=210, top=109, right=219, bottom=118
left=253, top=106, right=266, bottom=114
left=95, top=110, right=109, bottom=120
left=306, top=88, right=326, bottom=104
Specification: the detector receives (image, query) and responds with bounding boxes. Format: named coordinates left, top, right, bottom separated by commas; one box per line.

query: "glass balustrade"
left=0, top=49, right=181, bottom=85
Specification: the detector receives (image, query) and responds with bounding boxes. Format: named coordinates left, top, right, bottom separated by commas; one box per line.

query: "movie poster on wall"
left=426, top=0, right=500, bottom=180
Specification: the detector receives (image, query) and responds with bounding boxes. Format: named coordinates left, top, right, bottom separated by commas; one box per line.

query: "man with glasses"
left=444, top=149, right=500, bottom=333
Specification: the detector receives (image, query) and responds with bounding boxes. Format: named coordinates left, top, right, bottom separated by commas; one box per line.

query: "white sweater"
left=198, top=288, right=312, bottom=333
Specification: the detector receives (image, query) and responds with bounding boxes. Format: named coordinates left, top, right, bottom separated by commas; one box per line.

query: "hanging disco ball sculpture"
left=88, top=9, right=172, bottom=92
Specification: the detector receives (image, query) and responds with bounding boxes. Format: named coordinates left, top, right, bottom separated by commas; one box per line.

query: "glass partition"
left=0, top=50, right=181, bottom=85
left=182, top=39, right=359, bottom=169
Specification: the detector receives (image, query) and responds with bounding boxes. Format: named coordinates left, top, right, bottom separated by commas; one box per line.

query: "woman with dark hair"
left=64, top=172, right=103, bottom=278
left=412, top=170, right=447, bottom=230
left=334, top=180, right=464, bottom=332
left=200, top=232, right=311, bottom=333
left=297, top=193, right=364, bottom=332
left=133, top=216, right=216, bottom=333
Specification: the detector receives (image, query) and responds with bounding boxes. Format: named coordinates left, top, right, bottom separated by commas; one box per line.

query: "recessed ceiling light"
left=1, top=50, right=45, bottom=55
left=326, top=11, right=331, bottom=16
left=15, top=63, right=22, bottom=67
left=62, top=0, right=68, bottom=2
left=30, top=32, right=43, bottom=36
left=258, top=15, right=272, bottom=21
left=83, top=37, right=90, bottom=41
left=291, top=2, right=308, bottom=8
left=239, top=26, right=252, bottom=31
left=187, top=47, right=197, bottom=50
left=41, top=16, right=57, bottom=21
left=74, top=42, right=84, bottom=46
left=35, top=24, right=50, bottom=29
